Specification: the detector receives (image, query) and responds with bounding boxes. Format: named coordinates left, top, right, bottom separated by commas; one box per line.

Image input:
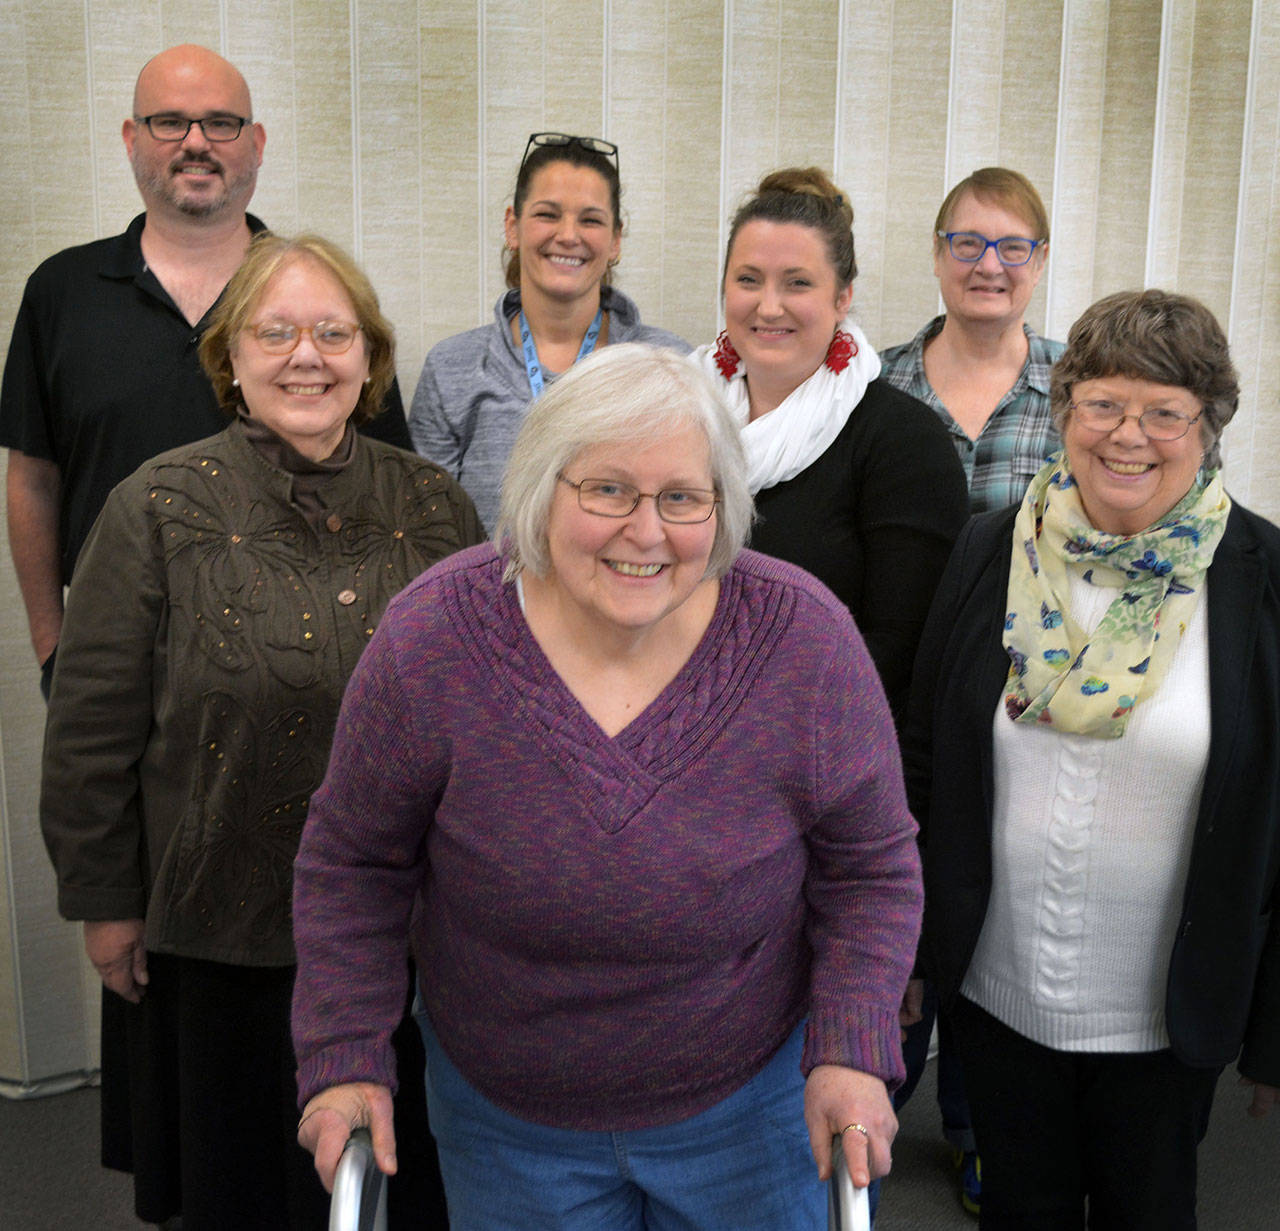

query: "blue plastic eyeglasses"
left=937, top=231, right=1043, bottom=266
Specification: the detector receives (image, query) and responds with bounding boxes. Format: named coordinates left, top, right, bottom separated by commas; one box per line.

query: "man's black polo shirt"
left=0, top=212, right=412, bottom=582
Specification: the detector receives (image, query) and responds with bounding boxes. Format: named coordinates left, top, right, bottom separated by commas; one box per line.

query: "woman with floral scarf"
left=906, top=289, right=1280, bottom=1228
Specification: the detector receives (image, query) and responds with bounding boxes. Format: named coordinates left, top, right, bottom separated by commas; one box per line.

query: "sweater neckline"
left=451, top=552, right=787, bottom=833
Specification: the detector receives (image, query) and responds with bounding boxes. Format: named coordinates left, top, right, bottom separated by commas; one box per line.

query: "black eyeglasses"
left=521, top=132, right=619, bottom=174
left=135, top=114, right=250, bottom=142
left=558, top=475, right=718, bottom=524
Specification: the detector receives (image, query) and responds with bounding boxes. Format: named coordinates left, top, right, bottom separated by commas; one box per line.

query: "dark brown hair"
left=504, top=142, right=623, bottom=290
left=723, top=167, right=856, bottom=291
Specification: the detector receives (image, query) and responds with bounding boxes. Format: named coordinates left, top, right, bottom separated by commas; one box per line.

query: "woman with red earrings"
left=693, top=168, right=967, bottom=723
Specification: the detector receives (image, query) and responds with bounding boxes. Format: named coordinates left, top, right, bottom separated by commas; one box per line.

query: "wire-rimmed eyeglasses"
left=135, top=114, right=250, bottom=142
left=1069, top=399, right=1203, bottom=441
left=558, top=475, right=718, bottom=523
left=246, top=320, right=363, bottom=356
left=937, top=230, right=1043, bottom=266
left=521, top=133, right=619, bottom=174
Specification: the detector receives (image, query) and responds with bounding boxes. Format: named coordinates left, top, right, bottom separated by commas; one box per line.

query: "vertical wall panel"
left=868, top=0, right=951, bottom=347
left=356, top=0, right=423, bottom=397
left=417, top=6, right=483, bottom=364
left=1145, top=0, right=1195, bottom=288
left=1045, top=0, right=1108, bottom=339
left=775, top=0, right=839, bottom=170
left=836, top=0, right=898, bottom=344
left=1176, top=0, right=1250, bottom=325
left=995, top=0, right=1063, bottom=337
left=23, top=3, right=97, bottom=253
left=2, top=0, right=1280, bottom=1093
left=293, top=6, right=357, bottom=249
left=946, top=0, right=1009, bottom=190
left=611, top=0, right=722, bottom=346
left=1091, top=0, right=1160, bottom=300
left=227, top=1, right=301, bottom=234
left=1224, top=0, right=1280, bottom=520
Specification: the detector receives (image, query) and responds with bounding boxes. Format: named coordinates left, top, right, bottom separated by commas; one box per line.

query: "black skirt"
left=100, top=953, right=446, bottom=1229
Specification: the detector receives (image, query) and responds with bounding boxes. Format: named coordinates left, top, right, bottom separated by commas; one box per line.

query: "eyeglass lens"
left=1072, top=401, right=1199, bottom=440
left=522, top=132, right=619, bottom=171
left=141, top=115, right=247, bottom=142
left=945, top=232, right=1037, bottom=265
left=571, top=478, right=716, bottom=523
left=251, top=322, right=360, bottom=355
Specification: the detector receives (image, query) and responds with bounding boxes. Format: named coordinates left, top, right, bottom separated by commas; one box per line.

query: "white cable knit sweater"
left=962, top=573, right=1211, bottom=1052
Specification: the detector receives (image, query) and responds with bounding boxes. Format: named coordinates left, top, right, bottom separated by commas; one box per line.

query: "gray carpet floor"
left=1, top=1058, right=1276, bottom=1228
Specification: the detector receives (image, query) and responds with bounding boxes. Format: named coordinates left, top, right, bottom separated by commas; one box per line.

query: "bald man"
left=1, top=44, right=410, bottom=699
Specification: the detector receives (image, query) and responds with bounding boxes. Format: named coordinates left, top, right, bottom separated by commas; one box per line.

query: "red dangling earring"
left=824, top=329, right=857, bottom=374
left=713, top=331, right=741, bottom=379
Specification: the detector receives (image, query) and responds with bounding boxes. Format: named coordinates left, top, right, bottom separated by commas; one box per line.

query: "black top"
left=0, top=213, right=411, bottom=583
left=749, top=377, right=969, bottom=724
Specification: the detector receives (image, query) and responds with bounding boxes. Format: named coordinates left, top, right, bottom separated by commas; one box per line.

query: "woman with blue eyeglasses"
left=881, top=166, right=1063, bottom=520
left=880, top=167, right=1063, bottom=1218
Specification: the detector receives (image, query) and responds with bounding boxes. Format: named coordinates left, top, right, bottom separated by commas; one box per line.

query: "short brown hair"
left=723, top=167, right=856, bottom=291
left=199, top=232, right=395, bottom=424
left=934, top=167, right=1050, bottom=252
left=1050, top=289, right=1239, bottom=469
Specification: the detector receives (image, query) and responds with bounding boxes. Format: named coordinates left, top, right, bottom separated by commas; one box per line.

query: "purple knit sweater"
left=292, top=545, right=922, bottom=1130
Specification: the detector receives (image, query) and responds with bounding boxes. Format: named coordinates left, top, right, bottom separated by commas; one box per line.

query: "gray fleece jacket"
left=408, top=286, right=689, bottom=532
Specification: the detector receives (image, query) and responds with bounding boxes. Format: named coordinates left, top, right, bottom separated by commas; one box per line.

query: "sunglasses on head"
left=521, top=132, right=619, bottom=174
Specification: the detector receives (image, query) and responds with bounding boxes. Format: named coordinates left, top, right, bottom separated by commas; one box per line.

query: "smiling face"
left=1063, top=375, right=1206, bottom=536
left=934, top=190, right=1045, bottom=330
left=545, top=426, right=717, bottom=639
left=229, top=257, right=369, bottom=460
left=505, top=161, right=621, bottom=305
left=722, top=219, right=853, bottom=413
left=123, top=45, right=265, bottom=221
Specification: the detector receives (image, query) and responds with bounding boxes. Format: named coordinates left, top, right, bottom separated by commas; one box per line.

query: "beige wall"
left=1, top=0, right=1278, bottom=1089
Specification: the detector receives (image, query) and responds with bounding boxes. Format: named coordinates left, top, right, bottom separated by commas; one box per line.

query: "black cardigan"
left=904, top=500, right=1280, bottom=1085
left=749, top=377, right=968, bottom=725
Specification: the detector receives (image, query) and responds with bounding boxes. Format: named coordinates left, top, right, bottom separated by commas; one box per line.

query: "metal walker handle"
left=329, top=1127, right=388, bottom=1231
left=827, top=1135, right=871, bottom=1231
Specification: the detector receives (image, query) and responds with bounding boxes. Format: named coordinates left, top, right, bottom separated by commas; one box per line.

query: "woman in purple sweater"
left=292, top=343, right=922, bottom=1228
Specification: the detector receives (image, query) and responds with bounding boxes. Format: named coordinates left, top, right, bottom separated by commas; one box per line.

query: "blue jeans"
left=417, top=1013, right=824, bottom=1230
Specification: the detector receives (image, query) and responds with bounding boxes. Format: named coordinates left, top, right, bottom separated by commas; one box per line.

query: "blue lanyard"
left=519, top=306, right=603, bottom=398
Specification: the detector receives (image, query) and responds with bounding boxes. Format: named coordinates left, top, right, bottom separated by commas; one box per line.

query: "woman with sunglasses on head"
left=410, top=132, right=689, bottom=532
left=693, top=167, right=968, bottom=728
left=40, top=232, right=482, bottom=1230
left=905, top=289, right=1280, bottom=1228
left=881, top=167, right=1063, bottom=518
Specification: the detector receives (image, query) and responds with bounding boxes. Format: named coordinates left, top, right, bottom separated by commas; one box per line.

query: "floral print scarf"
left=1002, top=453, right=1230, bottom=738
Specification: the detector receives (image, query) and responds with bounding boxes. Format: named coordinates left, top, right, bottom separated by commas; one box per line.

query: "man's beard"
left=131, top=151, right=255, bottom=218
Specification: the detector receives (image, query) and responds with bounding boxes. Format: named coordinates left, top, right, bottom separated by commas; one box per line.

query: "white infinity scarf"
left=691, top=318, right=881, bottom=494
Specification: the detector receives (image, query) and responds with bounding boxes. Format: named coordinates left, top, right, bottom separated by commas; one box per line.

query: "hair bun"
left=755, top=167, right=852, bottom=228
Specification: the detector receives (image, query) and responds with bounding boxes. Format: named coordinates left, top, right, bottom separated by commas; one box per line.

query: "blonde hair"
left=199, top=232, right=395, bottom=424
left=934, top=167, right=1050, bottom=252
